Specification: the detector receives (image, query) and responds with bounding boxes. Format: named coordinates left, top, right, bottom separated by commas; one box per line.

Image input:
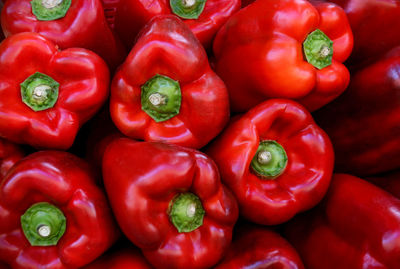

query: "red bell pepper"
left=0, top=33, right=109, bottom=150
left=322, top=0, right=400, bottom=67
left=0, top=138, right=24, bottom=180
left=102, top=138, right=239, bottom=269
left=314, top=47, right=400, bottom=176
left=207, top=99, right=334, bottom=225
left=285, top=174, right=400, bottom=269
left=1, top=0, right=126, bottom=69
left=215, top=224, right=305, bottom=269
left=113, top=0, right=240, bottom=49
left=0, top=151, right=119, bottom=269
left=110, top=15, right=229, bottom=149
left=83, top=245, right=153, bottom=269
left=213, top=0, right=353, bottom=112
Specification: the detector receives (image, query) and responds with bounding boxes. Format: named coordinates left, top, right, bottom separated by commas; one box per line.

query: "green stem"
left=31, top=0, right=71, bottom=21
left=168, top=192, right=205, bottom=233
left=21, top=202, right=66, bottom=246
left=303, top=29, right=333, bottom=70
left=141, top=74, right=181, bottom=122
left=169, top=0, right=206, bottom=19
left=250, top=140, right=288, bottom=178
left=20, top=72, right=59, bottom=111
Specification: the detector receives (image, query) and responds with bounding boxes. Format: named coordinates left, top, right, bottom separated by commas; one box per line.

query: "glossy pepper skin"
left=83, top=245, right=153, bottom=269
left=285, top=174, right=400, bottom=269
left=0, top=151, right=119, bottom=269
left=207, top=99, right=334, bottom=225
left=0, top=33, right=109, bottom=150
left=114, top=0, right=240, bottom=50
left=0, top=138, right=24, bottom=180
left=1, top=0, right=126, bottom=70
left=215, top=224, right=305, bottom=269
left=314, top=47, right=400, bottom=176
left=110, top=15, right=229, bottom=149
left=213, top=0, right=353, bottom=113
left=321, top=0, right=400, bottom=67
left=102, top=138, right=239, bottom=269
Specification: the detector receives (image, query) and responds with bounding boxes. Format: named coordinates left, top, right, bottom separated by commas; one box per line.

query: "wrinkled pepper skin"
left=114, top=0, right=240, bottom=49
left=213, top=0, right=353, bottom=112
left=0, top=138, right=24, bottom=180
left=83, top=245, right=153, bottom=269
left=322, top=0, right=400, bottom=66
left=215, top=224, right=305, bottom=269
left=314, top=47, right=400, bottom=176
left=285, top=174, right=400, bottom=269
left=207, top=99, right=334, bottom=225
left=100, top=0, right=120, bottom=29
left=0, top=33, right=109, bottom=150
left=103, top=138, right=239, bottom=269
left=0, top=151, right=119, bottom=269
left=1, top=0, right=126, bottom=69
left=110, top=15, right=229, bottom=149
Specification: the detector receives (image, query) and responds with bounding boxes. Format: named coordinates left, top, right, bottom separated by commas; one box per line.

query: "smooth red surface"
left=0, top=33, right=109, bottom=150
left=0, top=138, right=24, bottom=180
left=102, top=138, right=238, bottom=269
left=114, top=0, right=240, bottom=49
left=83, top=246, right=153, bottom=269
left=323, top=0, right=400, bottom=67
left=0, top=151, right=119, bottom=269
left=207, top=99, right=334, bottom=225
left=286, top=174, right=400, bottom=269
left=1, top=0, right=126, bottom=69
left=213, top=0, right=353, bottom=112
left=110, top=15, right=229, bottom=149
left=314, top=47, right=400, bottom=176
left=215, top=224, right=304, bottom=269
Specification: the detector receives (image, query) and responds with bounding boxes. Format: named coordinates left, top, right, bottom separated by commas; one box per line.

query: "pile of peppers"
left=0, top=0, right=399, bottom=268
